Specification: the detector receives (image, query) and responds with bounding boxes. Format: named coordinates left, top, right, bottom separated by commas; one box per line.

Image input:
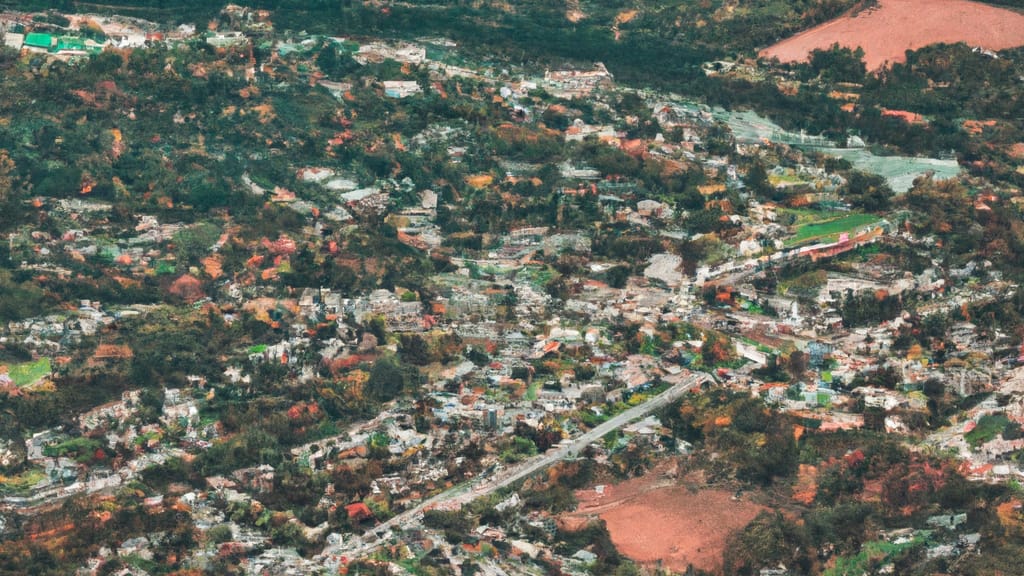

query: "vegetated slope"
left=6, top=0, right=868, bottom=92
left=760, top=0, right=1024, bottom=69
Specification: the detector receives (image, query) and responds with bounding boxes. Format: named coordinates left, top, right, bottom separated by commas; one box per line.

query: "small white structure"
left=382, top=80, right=422, bottom=98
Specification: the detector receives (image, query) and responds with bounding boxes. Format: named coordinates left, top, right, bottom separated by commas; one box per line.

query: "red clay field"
left=760, top=0, right=1024, bottom=70
left=567, top=472, right=765, bottom=573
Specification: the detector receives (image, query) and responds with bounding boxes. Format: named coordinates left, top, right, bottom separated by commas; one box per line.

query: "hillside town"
left=2, top=2, right=1024, bottom=575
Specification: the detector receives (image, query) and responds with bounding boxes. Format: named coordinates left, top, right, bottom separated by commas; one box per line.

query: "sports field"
left=785, top=213, right=880, bottom=247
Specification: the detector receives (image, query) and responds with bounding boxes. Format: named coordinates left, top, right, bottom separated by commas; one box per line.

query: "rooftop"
left=23, top=32, right=54, bottom=49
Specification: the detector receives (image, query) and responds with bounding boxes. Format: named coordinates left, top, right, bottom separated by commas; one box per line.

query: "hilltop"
left=760, top=0, right=1024, bottom=69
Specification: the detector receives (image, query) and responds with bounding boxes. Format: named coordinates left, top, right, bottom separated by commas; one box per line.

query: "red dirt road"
left=568, top=474, right=765, bottom=573
left=760, top=0, right=1024, bottom=70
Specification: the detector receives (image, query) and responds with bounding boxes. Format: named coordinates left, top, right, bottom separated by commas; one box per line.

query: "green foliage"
left=173, top=222, right=221, bottom=265
left=825, top=536, right=925, bottom=576
left=554, top=520, right=623, bottom=571
left=6, top=357, right=52, bottom=388
left=805, top=43, right=867, bottom=83
left=422, top=508, right=474, bottom=544
left=806, top=503, right=874, bottom=556
left=724, top=511, right=813, bottom=575
left=316, top=43, right=360, bottom=79
left=965, top=413, right=1011, bottom=447
left=523, top=483, right=577, bottom=513
left=205, top=524, right=234, bottom=545
left=839, top=289, right=902, bottom=328
left=736, top=421, right=799, bottom=486
left=195, top=423, right=285, bottom=477
left=843, top=171, right=892, bottom=212
left=270, top=521, right=308, bottom=549
left=367, top=355, right=415, bottom=401
left=753, top=354, right=790, bottom=383
left=0, top=269, right=47, bottom=322
left=743, top=160, right=776, bottom=200
left=781, top=269, right=826, bottom=297
left=815, top=461, right=865, bottom=504
left=501, top=435, right=538, bottom=462
left=128, top=309, right=239, bottom=387
left=42, top=436, right=105, bottom=463
left=785, top=213, right=881, bottom=248
left=0, top=467, right=45, bottom=495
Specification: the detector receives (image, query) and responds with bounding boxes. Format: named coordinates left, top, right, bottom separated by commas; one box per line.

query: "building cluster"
left=0, top=5, right=1022, bottom=575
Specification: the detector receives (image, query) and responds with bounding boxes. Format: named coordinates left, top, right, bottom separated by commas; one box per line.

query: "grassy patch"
left=5, top=357, right=52, bottom=388
left=966, top=413, right=1010, bottom=447
left=0, top=467, right=47, bottom=495
left=785, top=213, right=880, bottom=247
left=154, top=260, right=177, bottom=275
left=780, top=269, right=828, bottom=295
left=525, top=379, right=541, bottom=401
left=122, top=554, right=162, bottom=574
left=579, top=409, right=609, bottom=429
left=778, top=207, right=838, bottom=225
left=518, top=265, right=555, bottom=290
left=826, top=536, right=926, bottom=576
left=768, top=172, right=809, bottom=186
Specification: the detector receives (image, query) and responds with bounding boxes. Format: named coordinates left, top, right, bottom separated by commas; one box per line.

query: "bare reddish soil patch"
left=792, top=464, right=819, bottom=505
left=760, top=0, right=1024, bottom=70
left=566, top=471, right=765, bottom=574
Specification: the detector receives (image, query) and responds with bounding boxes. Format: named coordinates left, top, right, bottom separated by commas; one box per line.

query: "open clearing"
left=565, top=467, right=765, bottom=573
left=4, top=358, right=52, bottom=388
left=714, top=109, right=961, bottom=193
left=760, top=0, right=1024, bottom=70
left=821, top=147, right=961, bottom=193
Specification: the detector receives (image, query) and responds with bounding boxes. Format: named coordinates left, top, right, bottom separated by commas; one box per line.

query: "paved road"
left=342, top=372, right=709, bottom=557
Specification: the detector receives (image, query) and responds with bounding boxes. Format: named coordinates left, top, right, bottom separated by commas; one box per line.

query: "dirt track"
left=760, top=0, right=1024, bottom=70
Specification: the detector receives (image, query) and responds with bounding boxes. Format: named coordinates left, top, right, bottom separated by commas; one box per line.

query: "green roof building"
left=23, top=32, right=55, bottom=50
left=55, top=37, right=86, bottom=53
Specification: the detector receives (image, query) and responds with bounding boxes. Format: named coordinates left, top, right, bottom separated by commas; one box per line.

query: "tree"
left=701, top=332, right=733, bottom=366
left=0, top=414, right=26, bottom=473
left=187, top=178, right=237, bottom=212
left=603, top=265, right=630, bottom=288
left=399, top=334, right=432, bottom=366
left=423, top=509, right=472, bottom=534
left=787, top=350, right=808, bottom=381
left=206, top=524, right=233, bottom=544
left=0, top=270, right=46, bottom=322
left=753, top=354, right=789, bottom=383
left=806, top=502, right=872, bottom=555
left=724, top=511, right=812, bottom=575
left=173, top=222, right=221, bottom=266
left=807, top=43, right=867, bottom=83
left=367, top=356, right=410, bottom=401
left=743, top=160, right=776, bottom=200
left=0, top=149, right=14, bottom=203
left=844, top=171, right=892, bottom=212
left=168, top=274, right=206, bottom=303
left=738, top=421, right=798, bottom=485
left=732, top=397, right=771, bottom=434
